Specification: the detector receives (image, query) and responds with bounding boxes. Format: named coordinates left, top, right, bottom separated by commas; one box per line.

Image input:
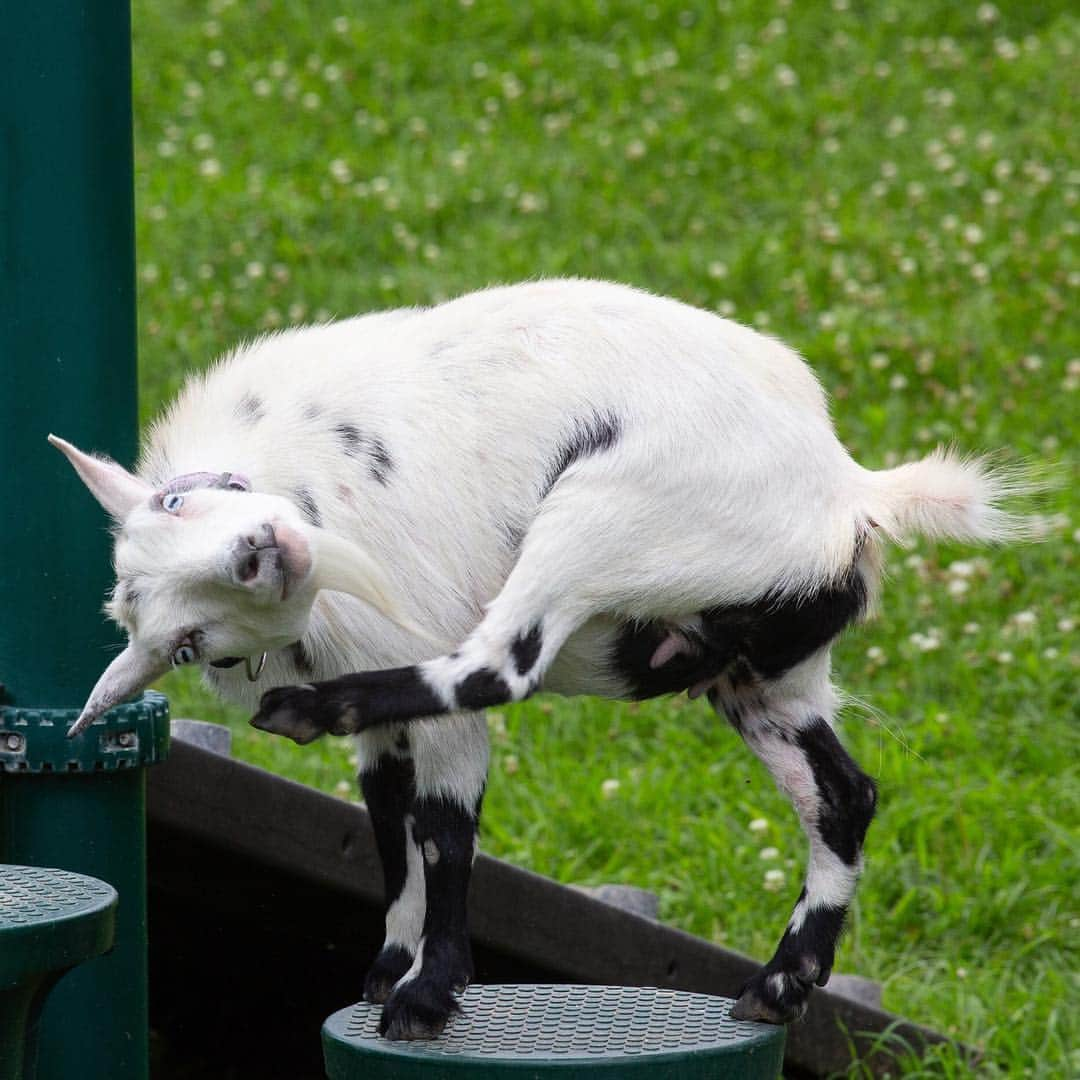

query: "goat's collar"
left=161, top=470, right=252, bottom=495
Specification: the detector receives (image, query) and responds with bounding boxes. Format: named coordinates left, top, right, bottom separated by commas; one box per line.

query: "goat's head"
left=50, top=435, right=421, bottom=737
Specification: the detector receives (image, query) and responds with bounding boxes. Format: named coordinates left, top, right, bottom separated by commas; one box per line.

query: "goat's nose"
left=231, top=524, right=279, bottom=585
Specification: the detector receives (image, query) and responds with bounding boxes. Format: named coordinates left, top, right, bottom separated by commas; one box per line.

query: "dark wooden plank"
left=148, top=740, right=955, bottom=1077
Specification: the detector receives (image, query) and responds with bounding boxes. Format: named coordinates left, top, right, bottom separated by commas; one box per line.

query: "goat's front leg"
left=252, top=587, right=586, bottom=743
left=377, top=713, right=488, bottom=1040
left=355, top=727, right=423, bottom=1005
left=711, top=656, right=877, bottom=1023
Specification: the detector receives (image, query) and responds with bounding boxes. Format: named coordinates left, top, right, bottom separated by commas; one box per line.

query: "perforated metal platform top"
left=0, top=865, right=117, bottom=988
left=323, top=984, right=785, bottom=1079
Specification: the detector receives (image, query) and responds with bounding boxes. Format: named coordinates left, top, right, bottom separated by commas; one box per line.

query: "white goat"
left=53, top=279, right=1030, bottom=1039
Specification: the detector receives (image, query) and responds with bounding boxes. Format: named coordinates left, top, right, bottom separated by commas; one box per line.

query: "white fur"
left=383, top=815, right=426, bottom=954
left=59, top=279, right=1031, bottom=720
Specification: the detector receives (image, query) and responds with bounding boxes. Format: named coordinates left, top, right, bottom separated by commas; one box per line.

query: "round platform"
left=323, top=984, right=785, bottom=1079
left=0, top=864, right=117, bottom=989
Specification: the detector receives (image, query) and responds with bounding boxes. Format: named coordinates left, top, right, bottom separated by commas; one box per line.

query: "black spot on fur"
left=510, top=623, right=543, bottom=677
left=796, top=717, right=877, bottom=865
left=334, top=423, right=393, bottom=485
left=209, top=656, right=243, bottom=669
left=395, top=731, right=410, bottom=753
left=293, top=486, right=322, bottom=527
left=335, top=422, right=363, bottom=455
left=455, top=669, right=511, bottom=711
left=235, top=393, right=265, bottom=424
left=367, top=437, right=393, bottom=483
left=289, top=639, right=315, bottom=677
left=541, top=410, right=622, bottom=498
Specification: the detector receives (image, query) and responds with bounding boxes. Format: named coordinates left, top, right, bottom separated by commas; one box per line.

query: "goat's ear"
left=48, top=434, right=152, bottom=519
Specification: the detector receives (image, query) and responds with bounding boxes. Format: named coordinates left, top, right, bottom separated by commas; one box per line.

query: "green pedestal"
left=323, top=985, right=785, bottom=1079
left=0, top=696, right=170, bottom=1080
left=0, top=865, right=117, bottom=1079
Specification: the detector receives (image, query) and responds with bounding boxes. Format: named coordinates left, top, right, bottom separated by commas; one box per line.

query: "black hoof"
left=364, top=945, right=414, bottom=1005
left=731, top=959, right=819, bottom=1024
left=379, top=978, right=459, bottom=1041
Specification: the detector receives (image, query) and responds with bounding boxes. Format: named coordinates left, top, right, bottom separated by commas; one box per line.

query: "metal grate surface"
left=333, top=984, right=781, bottom=1061
left=0, top=864, right=116, bottom=930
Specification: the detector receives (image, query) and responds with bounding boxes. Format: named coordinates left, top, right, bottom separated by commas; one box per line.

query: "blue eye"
left=172, top=643, right=197, bottom=666
left=162, top=492, right=184, bottom=514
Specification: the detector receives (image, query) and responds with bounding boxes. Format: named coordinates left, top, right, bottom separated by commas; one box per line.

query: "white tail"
left=863, top=447, right=1043, bottom=545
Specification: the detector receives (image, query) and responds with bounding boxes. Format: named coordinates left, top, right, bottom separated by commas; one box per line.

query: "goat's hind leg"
left=713, top=654, right=877, bottom=1023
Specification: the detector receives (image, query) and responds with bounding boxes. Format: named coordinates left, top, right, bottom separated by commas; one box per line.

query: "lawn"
left=131, top=2, right=1077, bottom=1075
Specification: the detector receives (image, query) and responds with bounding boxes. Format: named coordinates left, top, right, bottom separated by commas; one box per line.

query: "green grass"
left=132, top=2, right=1077, bottom=1075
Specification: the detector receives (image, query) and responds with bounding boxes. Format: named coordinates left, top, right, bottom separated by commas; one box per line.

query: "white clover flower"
left=199, top=158, right=222, bottom=179
left=749, top=817, right=769, bottom=834
left=763, top=869, right=786, bottom=891
left=328, top=159, right=352, bottom=183
left=963, top=622, right=981, bottom=635
left=866, top=646, right=886, bottom=662
left=759, top=847, right=780, bottom=861
left=775, top=64, right=798, bottom=88
left=503, top=755, right=519, bottom=775
left=601, top=778, right=621, bottom=799
left=995, top=651, right=1014, bottom=664
left=245, top=261, right=264, bottom=280
left=948, top=579, right=970, bottom=597
left=1058, top=617, right=1075, bottom=634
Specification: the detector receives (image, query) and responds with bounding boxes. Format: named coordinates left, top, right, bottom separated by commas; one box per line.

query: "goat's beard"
left=303, top=526, right=438, bottom=646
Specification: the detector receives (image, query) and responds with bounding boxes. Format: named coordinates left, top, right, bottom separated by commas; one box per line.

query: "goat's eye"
left=172, top=643, right=197, bottom=667
left=162, top=492, right=184, bottom=514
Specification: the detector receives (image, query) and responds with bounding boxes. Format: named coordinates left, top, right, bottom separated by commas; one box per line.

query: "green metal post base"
left=323, top=985, right=786, bottom=1079
left=0, top=694, right=169, bottom=1080
left=0, top=865, right=117, bottom=1079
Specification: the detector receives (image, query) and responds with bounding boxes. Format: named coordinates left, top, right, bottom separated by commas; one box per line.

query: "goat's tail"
left=860, top=447, right=1045, bottom=546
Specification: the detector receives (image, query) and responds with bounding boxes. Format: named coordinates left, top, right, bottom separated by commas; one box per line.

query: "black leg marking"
left=293, top=486, right=322, bottom=528
left=455, top=669, right=512, bottom=711
left=235, top=393, right=265, bottom=424
left=510, top=623, right=543, bottom=677
left=252, top=666, right=446, bottom=742
left=796, top=717, right=877, bottom=864
left=613, top=564, right=869, bottom=699
left=733, top=901, right=848, bottom=1024
left=360, top=752, right=417, bottom=1005
left=540, top=410, right=622, bottom=498
left=379, top=796, right=478, bottom=1040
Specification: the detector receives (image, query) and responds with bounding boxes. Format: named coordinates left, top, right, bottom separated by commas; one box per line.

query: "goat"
left=53, top=279, right=1032, bottom=1040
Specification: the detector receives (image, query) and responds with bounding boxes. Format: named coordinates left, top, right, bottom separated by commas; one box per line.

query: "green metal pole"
left=0, top=3, right=169, bottom=1078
